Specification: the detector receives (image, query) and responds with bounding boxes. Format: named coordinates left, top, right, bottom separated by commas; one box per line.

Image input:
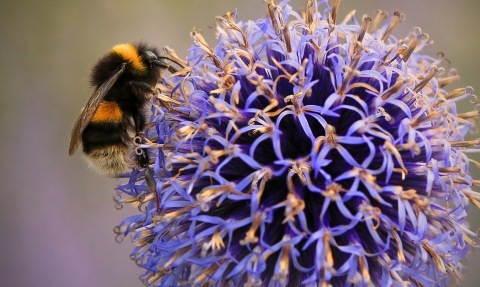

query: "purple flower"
left=113, top=1, right=480, bottom=286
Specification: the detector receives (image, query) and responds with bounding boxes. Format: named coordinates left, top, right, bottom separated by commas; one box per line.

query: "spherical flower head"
left=114, top=1, right=480, bottom=286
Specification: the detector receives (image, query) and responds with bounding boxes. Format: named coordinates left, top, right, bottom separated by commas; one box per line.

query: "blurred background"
left=0, top=0, right=479, bottom=286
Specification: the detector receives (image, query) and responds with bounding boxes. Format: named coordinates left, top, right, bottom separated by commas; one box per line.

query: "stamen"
left=284, top=91, right=305, bottom=114
left=341, top=10, right=357, bottom=25
left=408, top=276, right=425, bottom=287
left=337, top=66, right=360, bottom=96
left=368, top=10, right=388, bottom=33
left=358, top=16, right=372, bottom=43
left=456, top=110, right=480, bottom=119
left=156, top=204, right=199, bottom=222
left=358, top=255, right=371, bottom=283
left=381, top=77, right=406, bottom=100
left=282, top=193, right=306, bottom=224
left=401, top=189, right=429, bottom=210
left=331, top=0, right=340, bottom=26
left=249, top=168, right=273, bottom=203
left=383, top=141, right=408, bottom=175
left=273, top=237, right=292, bottom=281
left=376, top=107, right=392, bottom=121
left=163, top=246, right=192, bottom=270
left=324, top=232, right=334, bottom=266
left=216, top=16, right=249, bottom=48
left=381, top=11, right=404, bottom=42
left=464, top=190, right=480, bottom=208
left=427, top=165, right=461, bottom=174
left=194, top=259, right=225, bottom=284
left=442, top=87, right=468, bottom=102
left=438, top=69, right=460, bottom=88
left=270, top=57, right=293, bottom=78
left=283, top=24, right=293, bottom=52
left=391, top=228, right=406, bottom=262
left=191, top=29, right=222, bottom=68
left=383, top=46, right=407, bottom=66
left=413, top=67, right=441, bottom=93
left=135, top=232, right=155, bottom=247
left=396, top=141, right=421, bottom=156
left=410, top=111, right=440, bottom=128
left=421, top=241, right=446, bottom=274
left=321, top=182, right=345, bottom=201
left=154, top=91, right=189, bottom=117
left=196, top=184, right=236, bottom=206
left=240, top=212, right=264, bottom=245
left=401, top=32, right=429, bottom=62
left=163, top=46, right=187, bottom=69
left=267, top=1, right=285, bottom=36
left=305, top=0, right=317, bottom=26
left=347, top=81, right=379, bottom=95
left=325, top=124, right=337, bottom=145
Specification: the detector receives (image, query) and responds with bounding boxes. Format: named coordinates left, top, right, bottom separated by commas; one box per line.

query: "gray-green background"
left=1, top=0, right=479, bottom=286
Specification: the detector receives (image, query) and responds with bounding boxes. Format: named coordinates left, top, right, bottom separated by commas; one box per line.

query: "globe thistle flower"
left=113, top=0, right=480, bottom=286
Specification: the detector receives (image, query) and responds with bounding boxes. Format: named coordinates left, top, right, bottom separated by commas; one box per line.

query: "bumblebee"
left=69, top=43, right=175, bottom=176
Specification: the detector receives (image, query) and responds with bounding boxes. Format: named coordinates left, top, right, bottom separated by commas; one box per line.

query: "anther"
left=337, top=66, right=360, bottom=96
left=216, top=16, right=249, bottom=48
left=381, top=37, right=405, bottom=63
left=445, top=87, right=468, bottom=100
left=381, top=77, right=407, bottom=101
left=413, top=67, right=441, bottom=93
left=325, top=124, right=337, bottom=144
left=283, top=24, right=292, bottom=52
left=163, top=46, right=187, bottom=69
left=191, top=29, right=222, bottom=68
left=331, top=0, right=340, bottom=26
left=381, top=11, right=404, bottom=42
left=376, top=107, right=392, bottom=121
left=305, top=0, right=317, bottom=26
left=267, top=2, right=285, bottom=36
left=438, top=68, right=460, bottom=88
left=410, top=111, right=440, bottom=128
left=369, top=10, right=388, bottom=33
left=383, top=46, right=407, bottom=66
left=457, top=110, right=480, bottom=119
left=401, top=33, right=429, bottom=62
left=358, top=16, right=372, bottom=43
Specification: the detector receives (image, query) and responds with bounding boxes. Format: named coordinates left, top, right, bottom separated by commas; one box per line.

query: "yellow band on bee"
left=91, top=101, right=123, bottom=123
left=111, top=44, right=146, bottom=75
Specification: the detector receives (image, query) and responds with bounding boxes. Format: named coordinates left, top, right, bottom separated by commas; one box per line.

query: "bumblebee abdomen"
left=83, top=144, right=130, bottom=177
left=82, top=101, right=131, bottom=176
left=91, top=101, right=123, bottom=123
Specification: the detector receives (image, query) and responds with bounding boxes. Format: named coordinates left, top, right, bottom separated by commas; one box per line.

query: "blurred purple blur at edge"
left=0, top=0, right=479, bottom=286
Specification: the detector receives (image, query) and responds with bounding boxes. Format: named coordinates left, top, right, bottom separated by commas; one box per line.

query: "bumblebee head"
left=90, top=43, right=163, bottom=87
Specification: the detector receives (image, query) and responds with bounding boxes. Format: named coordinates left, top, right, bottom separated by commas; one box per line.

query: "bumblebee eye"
left=144, top=51, right=158, bottom=62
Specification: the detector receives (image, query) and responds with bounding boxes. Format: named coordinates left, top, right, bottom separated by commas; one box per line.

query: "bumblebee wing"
left=69, top=63, right=126, bottom=155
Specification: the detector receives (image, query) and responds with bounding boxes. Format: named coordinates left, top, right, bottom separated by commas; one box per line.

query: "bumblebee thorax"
left=111, top=44, right=147, bottom=75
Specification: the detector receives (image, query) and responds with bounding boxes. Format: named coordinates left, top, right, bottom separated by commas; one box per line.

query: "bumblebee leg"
left=144, top=167, right=160, bottom=213
left=131, top=105, right=150, bottom=168
left=129, top=81, right=155, bottom=98
left=132, top=126, right=160, bottom=213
